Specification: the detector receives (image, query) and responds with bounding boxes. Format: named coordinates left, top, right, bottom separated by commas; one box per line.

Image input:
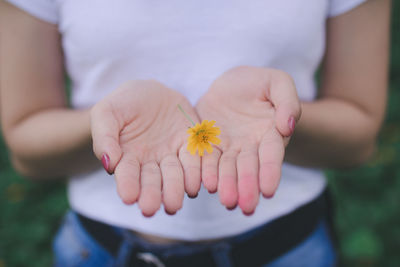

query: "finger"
left=179, top=145, right=201, bottom=198
left=258, top=131, right=285, bottom=198
left=237, top=147, right=259, bottom=215
left=114, top=152, right=141, bottom=205
left=218, top=151, right=238, bottom=209
left=267, top=70, right=301, bottom=137
left=160, top=155, right=185, bottom=215
left=201, top=147, right=221, bottom=193
left=91, top=103, right=122, bottom=174
left=138, top=162, right=162, bottom=217
left=283, top=136, right=291, bottom=147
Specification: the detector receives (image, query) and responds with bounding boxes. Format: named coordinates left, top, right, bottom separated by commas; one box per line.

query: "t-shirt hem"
left=69, top=182, right=327, bottom=241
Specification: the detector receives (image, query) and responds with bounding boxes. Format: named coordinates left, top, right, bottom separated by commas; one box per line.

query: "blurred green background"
left=1, top=3, right=399, bottom=267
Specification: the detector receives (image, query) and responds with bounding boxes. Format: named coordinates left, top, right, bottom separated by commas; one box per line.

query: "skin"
left=0, top=2, right=97, bottom=179
left=199, top=0, right=390, bottom=215
left=196, top=67, right=300, bottom=214
left=0, top=0, right=390, bottom=221
left=285, top=0, right=390, bottom=168
left=91, top=80, right=201, bottom=216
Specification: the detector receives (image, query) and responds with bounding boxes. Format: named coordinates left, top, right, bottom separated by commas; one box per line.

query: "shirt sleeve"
left=5, top=0, right=58, bottom=24
left=327, top=0, right=367, bottom=18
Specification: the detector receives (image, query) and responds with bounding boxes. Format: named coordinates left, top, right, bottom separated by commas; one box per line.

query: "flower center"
left=195, top=130, right=209, bottom=143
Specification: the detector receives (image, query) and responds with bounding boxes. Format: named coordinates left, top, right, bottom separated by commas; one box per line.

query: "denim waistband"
left=72, top=188, right=331, bottom=267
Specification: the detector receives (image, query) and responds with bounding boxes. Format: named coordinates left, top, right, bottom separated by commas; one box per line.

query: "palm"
left=92, top=80, right=201, bottom=216
left=196, top=67, right=288, bottom=214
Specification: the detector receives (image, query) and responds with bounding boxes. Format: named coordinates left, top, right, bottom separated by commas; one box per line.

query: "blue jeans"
left=53, top=211, right=336, bottom=267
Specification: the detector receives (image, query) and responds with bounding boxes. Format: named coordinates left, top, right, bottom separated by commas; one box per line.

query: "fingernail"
left=188, top=193, right=198, bottom=199
left=243, top=210, right=255, bottom=216
left=101, top=154, right=111, bottom=174
left=288, top=116, right=296, bottom=135
left=227, top=204, right=237, bottom=211
left=165, top=209, right=177, bottom=216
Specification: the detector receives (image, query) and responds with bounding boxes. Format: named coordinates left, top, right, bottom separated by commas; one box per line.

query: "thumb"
left=267, top=70, right=301, bottom=137
left=90, top=102, right=122, bottom=174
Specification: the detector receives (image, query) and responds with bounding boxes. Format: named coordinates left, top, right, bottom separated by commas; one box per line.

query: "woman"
left=0, top=0, right=390, bottom=266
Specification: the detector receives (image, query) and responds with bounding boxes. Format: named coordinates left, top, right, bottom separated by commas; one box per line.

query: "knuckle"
left=162, top=159, right=181, bottom=169
left=142, top=163, right=160, bottom=175
left=219, top=152, right=238, bottom=164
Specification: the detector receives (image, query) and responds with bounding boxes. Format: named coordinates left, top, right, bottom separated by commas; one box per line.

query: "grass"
left=1, top=3, right=400, bottom=267
left=0, top=139, right=68, bottom=267
left=326, top=4, right=400, bottom=265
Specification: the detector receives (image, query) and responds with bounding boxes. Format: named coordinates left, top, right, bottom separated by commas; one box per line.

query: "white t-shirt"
left=6, top=0, right=366, bottom=240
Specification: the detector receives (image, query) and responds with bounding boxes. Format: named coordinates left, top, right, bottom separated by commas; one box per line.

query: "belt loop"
left=115, top=240, right=133, bottom=267
left=211, top=241, right=233, bottom=267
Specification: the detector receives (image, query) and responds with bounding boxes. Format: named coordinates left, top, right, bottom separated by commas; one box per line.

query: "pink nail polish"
left=101, top=154, right=111, bottom=174
left=288, top=116, right=296, bottom=135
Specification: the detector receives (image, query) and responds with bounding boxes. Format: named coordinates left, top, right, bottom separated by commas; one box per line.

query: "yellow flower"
left=187, top=120, right=221, bottom=156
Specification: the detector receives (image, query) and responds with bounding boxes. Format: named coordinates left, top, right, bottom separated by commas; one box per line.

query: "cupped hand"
left=196, top=66, right=301, bottom=215
left=91, top=80, right=201, bottom=216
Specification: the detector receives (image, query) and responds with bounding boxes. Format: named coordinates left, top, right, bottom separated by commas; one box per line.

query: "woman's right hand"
left=91, top=80, right=201, bottom=216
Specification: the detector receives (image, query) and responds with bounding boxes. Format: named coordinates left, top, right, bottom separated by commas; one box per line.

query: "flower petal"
left=204, top=143, right=213, bottom=154
left=209, top=136, right=221, bottom=145
left=189, top=146, right=197, bottom=156
left=198, top=146, right=204, bottom=156
left=186, top=119, right=221, bottom=156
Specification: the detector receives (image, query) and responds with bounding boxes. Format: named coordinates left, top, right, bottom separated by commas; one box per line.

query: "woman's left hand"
left=196, top=66, right=301, bottom=214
